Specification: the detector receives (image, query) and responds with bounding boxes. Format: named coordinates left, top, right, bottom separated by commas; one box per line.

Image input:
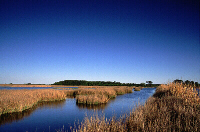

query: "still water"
left=0, top=88, right=156, bottom=132
left=0, top=87, right=78, bottom=90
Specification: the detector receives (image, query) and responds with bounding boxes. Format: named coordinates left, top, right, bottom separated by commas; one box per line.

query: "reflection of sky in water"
left=0, top=88, right=156, bottom=132
left=0, top=87, right=78, bottom=90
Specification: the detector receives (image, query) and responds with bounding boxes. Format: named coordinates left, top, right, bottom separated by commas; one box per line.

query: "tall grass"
left=0, top=89, right=66, bottom=115
left=75, top=83, right=200, bottom=131
left=134, top=87, right=141, bottom=91
left=75, top=86, right=133, bottom=104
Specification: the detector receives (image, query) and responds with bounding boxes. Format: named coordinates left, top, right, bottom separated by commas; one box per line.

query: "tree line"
left=173, top=79, right=199, bottom=87
left=53, top=80, right=160, bottom=87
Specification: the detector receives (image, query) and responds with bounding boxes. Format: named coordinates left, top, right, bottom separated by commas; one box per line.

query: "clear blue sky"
left=0, top=0, right=199, bottom=84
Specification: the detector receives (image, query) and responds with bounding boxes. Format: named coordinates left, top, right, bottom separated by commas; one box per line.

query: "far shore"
left=0, top=84, right=158, bottom=88
left=0, top=84, right=70, bottom=87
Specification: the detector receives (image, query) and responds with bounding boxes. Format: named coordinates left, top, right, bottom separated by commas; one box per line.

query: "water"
left=195, top=88, right=200, bottom=96
left=0, top=88, right=156, bottom=132
left=0, top=87, right=78, bottom=90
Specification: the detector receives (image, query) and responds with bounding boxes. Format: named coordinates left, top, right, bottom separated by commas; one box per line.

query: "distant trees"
left=53, top=80, right=135, bottom=86
left=140, top=83, right=146, bottom=87
left=146, top=81, right=153, bottom=87
left=195, top=82, right=199, bottom=87
left=173, top=79, right=183, bottom=84
left=184, top=80, right=190, bottom=85
left=173, top=79, right=199, bottom=87
left=53, top=80, right=159, bottom=87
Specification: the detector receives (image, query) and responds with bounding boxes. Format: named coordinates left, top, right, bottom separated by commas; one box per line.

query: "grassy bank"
left=75, top=83, right=200, bottom=131
left=0, top=89, right=67, bottom=115
left=134, top=87, right=141, bottom=91
left=75, top=86, right=133, bottom=104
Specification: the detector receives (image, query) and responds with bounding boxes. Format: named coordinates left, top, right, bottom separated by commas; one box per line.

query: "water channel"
left=0, top=88, right=156, bottom=132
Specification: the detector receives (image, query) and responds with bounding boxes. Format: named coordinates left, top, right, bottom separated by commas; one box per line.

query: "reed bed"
left=75, top=83, right=200, bottom=132
left=0, top=89, right=66, bottom=115
left=75, top=86, right=133, bottom=104
left=134, top=87, right=141, bottom=91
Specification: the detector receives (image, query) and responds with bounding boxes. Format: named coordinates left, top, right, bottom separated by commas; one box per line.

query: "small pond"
left=0, top=88, right=156, bottom=132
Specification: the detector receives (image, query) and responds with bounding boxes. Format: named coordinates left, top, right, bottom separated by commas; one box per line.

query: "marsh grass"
left=0, top=89, right=67, bottom=115
left=134, top=87, right=141, bottom=91
left=76, top=114, right=126, bottom=132
left=75, top=83, right=200, bottom=132
left=75, top=86, right=133, bottom=104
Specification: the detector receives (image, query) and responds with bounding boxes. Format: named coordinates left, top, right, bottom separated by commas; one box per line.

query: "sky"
left=0, top=0, right=199, bottom=84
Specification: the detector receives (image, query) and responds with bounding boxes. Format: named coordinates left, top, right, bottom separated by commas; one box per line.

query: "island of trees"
left=53, top=79, right=199, bottom=88
left=53, top=80, right=160, bottom=87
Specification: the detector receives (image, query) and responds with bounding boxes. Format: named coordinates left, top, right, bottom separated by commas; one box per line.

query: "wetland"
left=0, top=86, right=156, bottom=132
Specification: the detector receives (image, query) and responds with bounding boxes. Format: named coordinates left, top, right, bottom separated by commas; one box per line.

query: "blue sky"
left=0, top=0, right=199, bottom=84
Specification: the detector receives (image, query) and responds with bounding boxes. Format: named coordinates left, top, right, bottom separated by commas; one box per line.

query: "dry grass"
left=75, top=86, right=133, bottom=104
left=75, top=83, right=200, bottom=132
left=156, top=83, right=199, bottom=105
left=0, top=89, right=66, bottom=115
left=134, top=87, right=141, bottom=91
left=76, top=115, right=126, bottom=132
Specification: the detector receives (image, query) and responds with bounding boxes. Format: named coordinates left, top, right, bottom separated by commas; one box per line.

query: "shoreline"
left=0, top=84, right=157, bottom=88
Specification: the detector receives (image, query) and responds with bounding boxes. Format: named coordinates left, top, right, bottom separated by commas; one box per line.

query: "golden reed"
left=75, top=86, right=133, bottom=104
left=0, top=89, right=66, bottom=115
left=75, top=83, right=200, bottom=132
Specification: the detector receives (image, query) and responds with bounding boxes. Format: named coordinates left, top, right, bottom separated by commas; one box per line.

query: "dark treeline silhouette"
left=173, top=79, right=199, bottom=87
left=53, top=80, right=160, bottom=87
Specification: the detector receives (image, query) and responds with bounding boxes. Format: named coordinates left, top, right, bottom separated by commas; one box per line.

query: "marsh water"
left=0, top=87, right=78, bottom=90
left=0, top=88, right=156, bottom=132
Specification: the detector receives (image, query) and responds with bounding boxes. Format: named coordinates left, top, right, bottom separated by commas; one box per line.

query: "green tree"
left=195, top=82, right=199, bottom=87
left=173, top=79, right=183, bottom=84
left=146, top=81, right=153, bottom=87
left=184, top=80, right=190, bottom=85
left=140, top=83, right=146, bottom=87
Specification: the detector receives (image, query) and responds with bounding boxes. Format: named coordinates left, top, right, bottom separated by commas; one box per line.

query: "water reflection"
left=76, top=103, right=107, bottom=110
left=0, top=87, right=53, bottom=90
left=0, top=87, right=78, bottom=90
left=0, top=100, right=66, bottom=125
left=0, top=109, right=32, bottom=126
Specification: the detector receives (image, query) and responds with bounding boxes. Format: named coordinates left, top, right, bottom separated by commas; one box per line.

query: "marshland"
left=0, top=86, right=133, bottom=115
left=75, top=83, right=200, bottom=132
left=0, top=82, right=199, bottom=131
